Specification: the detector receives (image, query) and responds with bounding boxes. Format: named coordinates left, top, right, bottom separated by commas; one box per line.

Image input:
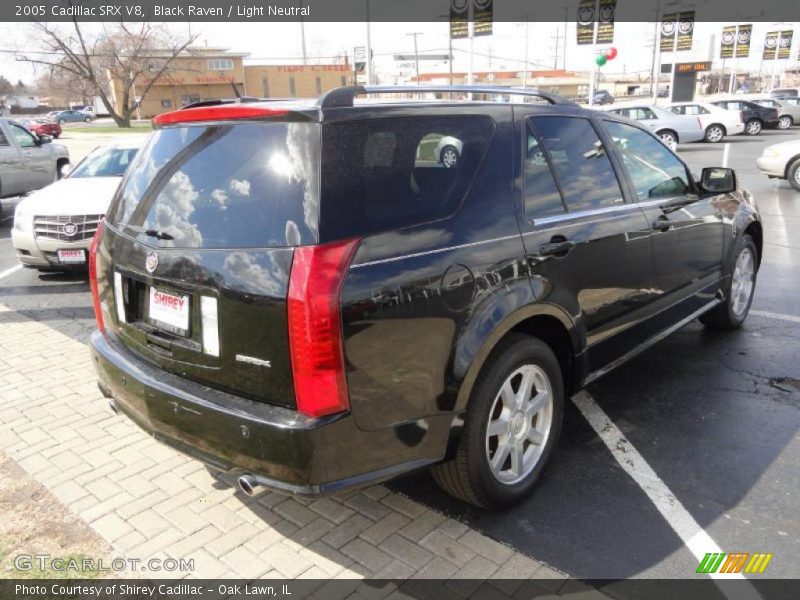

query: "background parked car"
left=19, top=118, right=62, bottom=139
left=0, top=118, right=70, bottom=211
left=605, top=104, right=705, bottom=147
left=592, top=90, right=614, bottom=105
left=12, top=139, right=143, bottom=270
left=710, top=99, right=780, bottom=135
left=750, top=97, right=800, bottom=129
left=770, top=87, right=800, bottom=100
left=756, top=138, right=800, bottom=191
left=52, top=109, right=94, bottom=124
left=665, top=102, right=745, bottom=142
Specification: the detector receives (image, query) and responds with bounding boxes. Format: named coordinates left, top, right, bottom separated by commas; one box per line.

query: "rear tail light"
left=89, top=220, right=106, bottom=335
left=740, top=111, right=745, bottom=123
left=287, top=239, right=360, bottom=418
left=697, top=117, right=702, bottom=128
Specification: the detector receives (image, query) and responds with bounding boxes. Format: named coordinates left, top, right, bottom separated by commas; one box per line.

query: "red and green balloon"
left=596, top=47, right=618, bottom=67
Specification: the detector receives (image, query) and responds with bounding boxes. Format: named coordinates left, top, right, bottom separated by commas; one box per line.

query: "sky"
left=1, top=20, right=797, bottom=88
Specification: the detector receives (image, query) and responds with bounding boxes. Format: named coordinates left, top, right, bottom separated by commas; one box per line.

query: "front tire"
left=440, top=145, right=460, bottom=169
left=778, top=115, right=793, bottom=130
left=58, top=119, right=66, bottom=125
left=745, top=119, right=762, bottom=136
left=700, top=234, right=757, bottom=330
left=84, top=117, right=92, bottom=123
left=658, top=130, right=678, bottom=148
left=431, top=334, right=564, bottom=508
left=705, top=125, right=725, bottom=143
left=788, top=159, right=800, bottom=191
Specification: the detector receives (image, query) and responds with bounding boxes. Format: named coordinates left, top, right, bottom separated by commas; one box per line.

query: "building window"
left=289, top=77, right=296, bottom=98
left=262, top=77, right=269, bottom=98
left=341, top=76, right=347, bottom=87
left=181, top=95, right=200, bottom=107
left=207, top=58, right=234, bottom=71
left=316, top=77, right=322, bottom=95
left=161, top=99, right=172, bottom=108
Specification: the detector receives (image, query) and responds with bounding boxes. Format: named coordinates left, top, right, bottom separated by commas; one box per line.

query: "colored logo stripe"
left=697, top=552, right=773, bottom=574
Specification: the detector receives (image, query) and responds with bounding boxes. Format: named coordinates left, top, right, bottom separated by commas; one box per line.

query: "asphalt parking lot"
left=1, top=125, right=798, bottom=586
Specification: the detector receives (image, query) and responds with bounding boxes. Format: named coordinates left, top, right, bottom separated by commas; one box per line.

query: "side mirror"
left=37, top=134, right=52, bottom=145
left=700, top=167, right=736, bottom=194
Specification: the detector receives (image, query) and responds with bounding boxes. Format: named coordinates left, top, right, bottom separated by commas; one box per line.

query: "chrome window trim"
left=529, top=196, right=692, bottom=227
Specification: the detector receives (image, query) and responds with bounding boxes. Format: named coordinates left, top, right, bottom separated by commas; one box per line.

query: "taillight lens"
left=740, top=111, right=745, bottom=123
left=287, top=239, right=360, bottom=418
left=89, top=220, right=105, bottom=335
left=153, top=105, right=289, bottom=125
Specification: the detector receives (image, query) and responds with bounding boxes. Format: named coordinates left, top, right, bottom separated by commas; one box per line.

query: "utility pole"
left=299, top=1, right=307, bottom=64
left=552, top=27, right=561, bottom=70
left=650, top=0, right=662, bottom=100
left=407, top=32, right=423, bottom=83
left=563, top=7, right=568, bottom=70
left=365, top=0, right=373, bottom=85
left=523, top=20, right=530, bottom=87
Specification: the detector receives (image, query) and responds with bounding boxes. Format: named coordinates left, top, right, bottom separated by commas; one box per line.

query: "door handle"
left=652, top=216, right=671, bottom=232
left=539, top=238, right=576, bottom=257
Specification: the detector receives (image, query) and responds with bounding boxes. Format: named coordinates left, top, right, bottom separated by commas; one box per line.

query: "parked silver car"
left=605, top=105, right=705, bottom=147
left=751, top=97, right=800, bottom=129
left=0, top=118, right=70, bottom=212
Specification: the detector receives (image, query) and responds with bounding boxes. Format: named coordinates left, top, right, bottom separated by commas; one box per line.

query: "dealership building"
left=110, top=47, right=352, bottom=118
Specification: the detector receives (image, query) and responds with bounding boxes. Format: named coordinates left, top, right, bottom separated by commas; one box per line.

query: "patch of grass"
left=67, top=125, right=152, bottom=135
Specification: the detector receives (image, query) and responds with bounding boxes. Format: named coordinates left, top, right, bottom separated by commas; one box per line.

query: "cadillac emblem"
left=145, top=251, right=159, bottom=274
left=63, top=222, right=78, bottom=237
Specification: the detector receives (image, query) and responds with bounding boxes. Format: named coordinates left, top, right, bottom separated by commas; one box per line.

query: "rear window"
left=319, top=116, right=494, bottom=240
left=108, top=123, right=320, bottom=248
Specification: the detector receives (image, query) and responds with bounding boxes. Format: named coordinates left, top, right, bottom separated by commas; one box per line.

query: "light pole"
left=407, top=32, right=423, bottom=83
left=365, top=0, right=373, bottom=85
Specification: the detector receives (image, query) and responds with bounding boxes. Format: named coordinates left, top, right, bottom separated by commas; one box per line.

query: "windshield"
left=107, top=122, right=320, bottom=249
left=69, top=146, right=140, bottom=178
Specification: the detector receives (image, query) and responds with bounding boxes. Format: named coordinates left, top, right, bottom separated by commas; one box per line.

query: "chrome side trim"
left=350, top=233, right=521, bottom=269
left=529, top=196, right=688, bottom=227
left=583, top=298, right=721, bottom=386
left=235, top=355, right=272, bottom=368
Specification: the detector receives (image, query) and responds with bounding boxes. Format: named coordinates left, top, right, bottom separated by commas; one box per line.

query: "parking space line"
left=722, top=143, right=730, bottom=167
left=750, top=309, right=800, bottom=325
left=572, top=391, right=762, bottom=599
left=0, top=264, right=22, bottom=281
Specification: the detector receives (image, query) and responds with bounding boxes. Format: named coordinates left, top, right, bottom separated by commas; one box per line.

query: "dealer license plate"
left=57, top=249, right=85, bottom=264
left=148, top=287, right=190, bottom=335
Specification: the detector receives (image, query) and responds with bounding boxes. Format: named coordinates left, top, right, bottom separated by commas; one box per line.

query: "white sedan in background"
left=665, top=102, right=746, bottom=143
left=12, top=138, right=144, bottom=270
left=756, top=138, right=800, bottom=191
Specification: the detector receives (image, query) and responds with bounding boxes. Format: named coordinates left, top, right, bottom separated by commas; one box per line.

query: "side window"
left=9, top=124, right=36, bottom=148
left=604, top=120, right=691, bottom=200
left=529, top=116, right=625, bottom=213
left=321, top=116, right=495, bottom=239
left=668, top=106, right=684, bottom=115
left=524, top=124, right=565, bottom=219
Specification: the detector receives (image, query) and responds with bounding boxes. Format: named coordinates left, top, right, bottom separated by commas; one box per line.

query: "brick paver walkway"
left=0, top=302, right=583, bottom=589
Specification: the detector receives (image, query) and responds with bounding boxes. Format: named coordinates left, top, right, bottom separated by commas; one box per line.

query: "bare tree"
left=18, top=21, right=198, bottom=127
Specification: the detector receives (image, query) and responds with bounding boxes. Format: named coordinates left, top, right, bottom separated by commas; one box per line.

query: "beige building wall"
left=243, top=64, right=352, bottom=99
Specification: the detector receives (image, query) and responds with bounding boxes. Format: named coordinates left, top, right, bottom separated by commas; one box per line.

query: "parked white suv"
left=13, top=139, right=143, bottom=270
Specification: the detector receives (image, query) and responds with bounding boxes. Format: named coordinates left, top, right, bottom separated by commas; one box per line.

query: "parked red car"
left=19, top=118, right=62, bottom=139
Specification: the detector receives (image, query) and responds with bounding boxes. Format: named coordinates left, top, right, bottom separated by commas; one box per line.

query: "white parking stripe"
left=722, top=143, right=730, bottom=168
left=572, top=391, right=762, bottom=599
left=750, top=309, right=800, bottom=324
left=0, top=264, right=22, bottom=281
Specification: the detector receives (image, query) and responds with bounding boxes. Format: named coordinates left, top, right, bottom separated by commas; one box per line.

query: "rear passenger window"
left=524, top=126, right=565, bottom=219
left=529, top=116, right=624, bottom=213
left=321, top=116, right=494, bottom=240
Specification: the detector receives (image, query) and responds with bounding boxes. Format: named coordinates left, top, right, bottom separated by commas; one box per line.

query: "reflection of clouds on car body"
left=224, top=251, right=286, bottom=296
left=285, top=123, right=321, bottom=238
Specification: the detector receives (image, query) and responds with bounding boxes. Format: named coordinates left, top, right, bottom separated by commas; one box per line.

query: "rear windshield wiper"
left=123, top=224, right=175, bottom=241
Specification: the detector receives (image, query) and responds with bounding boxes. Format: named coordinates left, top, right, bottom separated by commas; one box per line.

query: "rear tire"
left=440, top=145, right=460, bottom=169
left=705, top=125, right=725, bottom=143
left=745, top=119, right=762, bottom=136
left=431, top=333, right=564, bottom=508
left=700, top=234, right=757, bottom=330
left=778, top=115, right=793, bottom=130
left=658, top=130, right=678, bottom=148
left=84, top=117, right=92, bottom=123
left=788, top=159, right=800, bottom=192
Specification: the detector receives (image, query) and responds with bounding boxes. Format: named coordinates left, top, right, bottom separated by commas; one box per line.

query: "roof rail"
left=317, top=85, right=577, bottom=109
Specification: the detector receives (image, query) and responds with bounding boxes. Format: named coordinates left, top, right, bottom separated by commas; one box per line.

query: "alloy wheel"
left=442, top=148, right=458, bottom=168
left=731, top=247, right=755, bottom=317
left=746, top=120, right=762, bottom=135
left=706, top=126, right=723, bottom=143
left=485, top=364, right=553, bottom=485
left=778, top=116, right=792, bottom=130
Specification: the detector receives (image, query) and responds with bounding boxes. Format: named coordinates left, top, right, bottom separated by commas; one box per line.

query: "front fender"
left=720, top=189, right=762, bottom=278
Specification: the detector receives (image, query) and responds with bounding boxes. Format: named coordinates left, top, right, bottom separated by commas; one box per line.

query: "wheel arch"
left=743, top=220, right=763, bottom=268
left=455, top=305, right=579, bottom=413
left=783, top=153, right=800, bottom=179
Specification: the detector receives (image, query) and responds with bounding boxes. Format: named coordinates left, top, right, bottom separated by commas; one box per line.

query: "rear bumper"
left=90, top=331, right=450, bottom=494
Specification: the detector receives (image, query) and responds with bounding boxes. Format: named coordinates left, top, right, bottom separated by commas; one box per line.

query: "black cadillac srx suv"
left=89, top=86, right=762, bottom=509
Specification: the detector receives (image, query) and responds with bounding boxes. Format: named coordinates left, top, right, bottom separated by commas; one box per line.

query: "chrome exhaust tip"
left=237, top=475, right=258, bottom=497
left=108, top=398, right=119, bottom=415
